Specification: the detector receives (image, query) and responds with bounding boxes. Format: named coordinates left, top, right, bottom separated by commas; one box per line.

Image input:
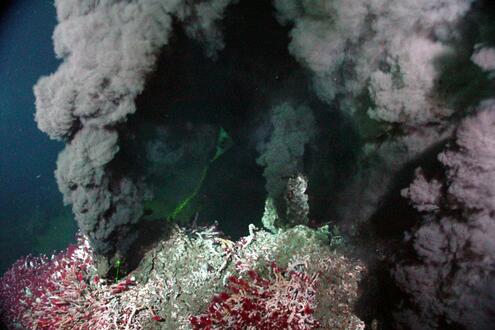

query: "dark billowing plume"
left=395, top=101, right=495, bottom=329
left=34, top=0, right=236, bottom=275
left=32, top=0, right=495, bottom=327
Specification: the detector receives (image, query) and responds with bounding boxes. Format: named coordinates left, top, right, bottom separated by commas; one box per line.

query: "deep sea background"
left=0, top=1, right=76, bottom=274
left=1, top=2, right=495, bottom=329
left=0, top=0, right=346, bottom=275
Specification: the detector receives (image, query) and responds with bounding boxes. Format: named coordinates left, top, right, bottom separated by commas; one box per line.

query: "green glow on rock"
left=114, top=259, right=122, bottom=282
left=169, top=127, right=233, bottom=220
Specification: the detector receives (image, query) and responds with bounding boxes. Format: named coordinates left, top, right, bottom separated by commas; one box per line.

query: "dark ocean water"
left=0, top=1, right=76, bottom=274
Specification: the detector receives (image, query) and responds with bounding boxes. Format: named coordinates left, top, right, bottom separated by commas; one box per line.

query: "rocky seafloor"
left=0, top=221, right=366, bottom=329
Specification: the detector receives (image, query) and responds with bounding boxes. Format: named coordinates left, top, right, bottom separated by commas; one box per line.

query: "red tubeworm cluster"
left=0, top=235, right=136, bottom=329
left=0, top=226, right=365, bottom=329
left=190, top=263, right=320, bottom=330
